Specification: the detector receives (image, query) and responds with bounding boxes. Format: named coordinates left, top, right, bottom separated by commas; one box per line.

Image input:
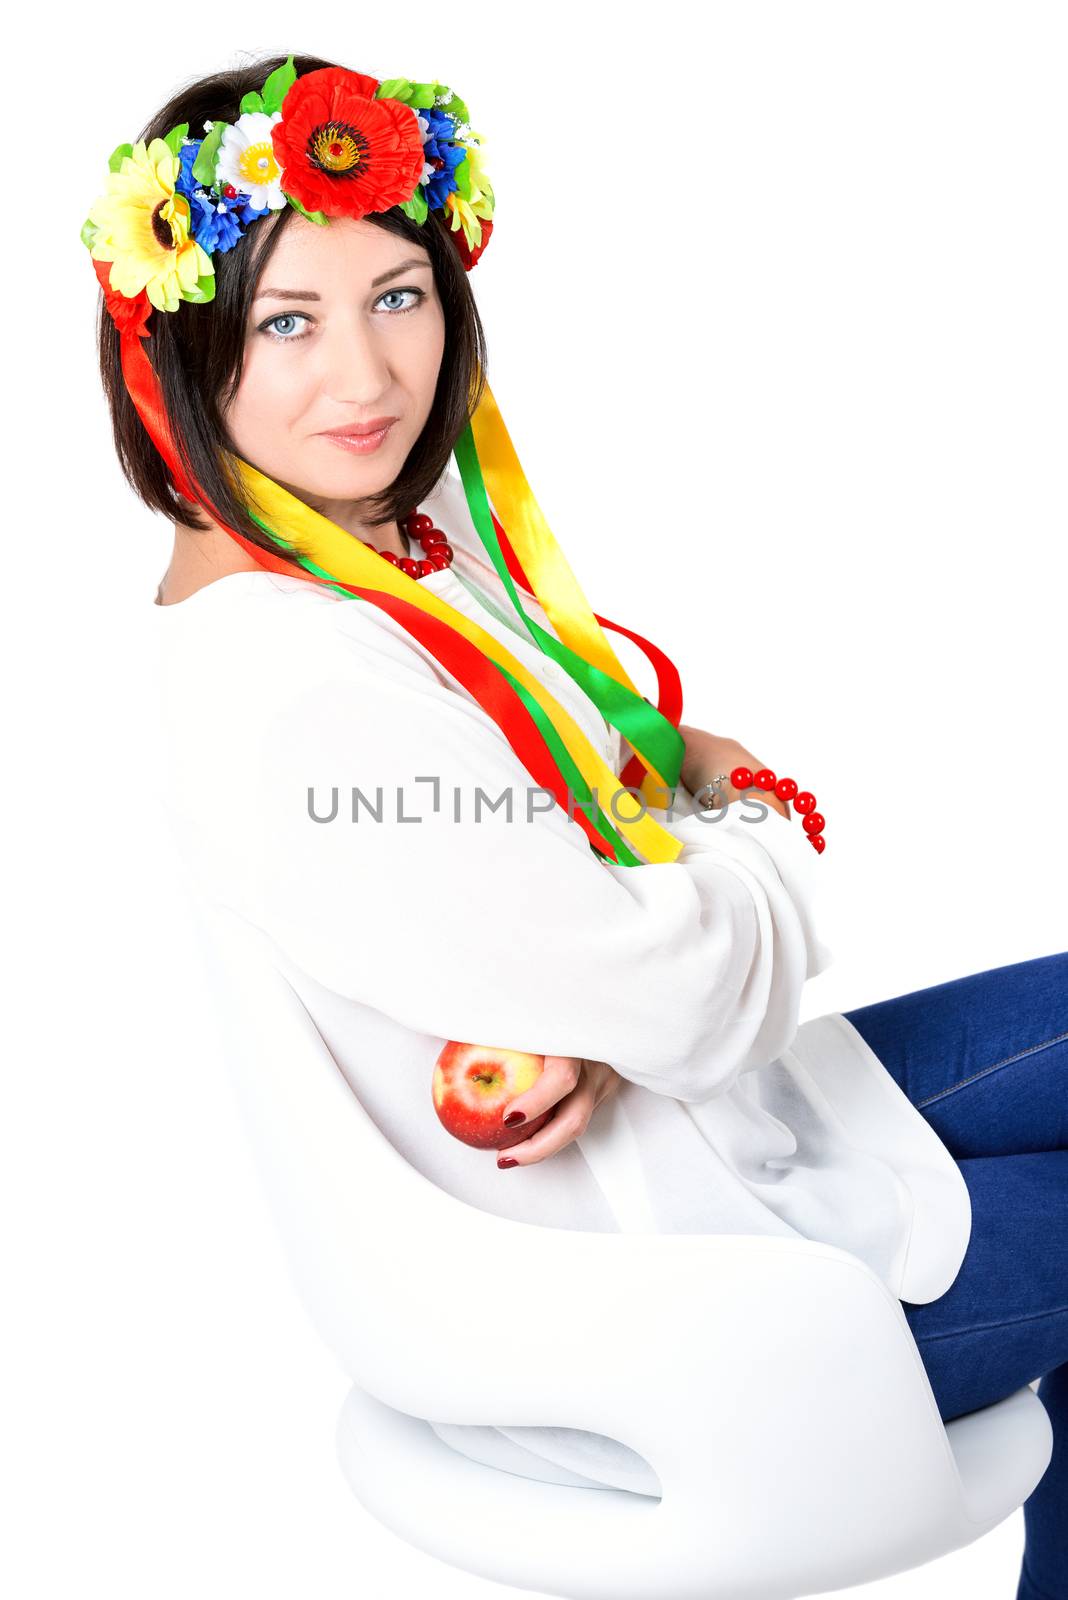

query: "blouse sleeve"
left=242, top=616, right=832, bottom=1104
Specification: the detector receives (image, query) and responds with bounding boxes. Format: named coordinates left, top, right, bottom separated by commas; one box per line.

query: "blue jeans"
left=843, top=952, right=1068, bottom=1600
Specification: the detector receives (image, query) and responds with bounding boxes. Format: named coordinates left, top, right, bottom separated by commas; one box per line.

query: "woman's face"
left=224, top=214, right=446, bottom=512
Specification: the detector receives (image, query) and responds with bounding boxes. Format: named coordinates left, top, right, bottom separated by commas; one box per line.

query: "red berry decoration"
left=354, top=510, right=456, bottom=579
left=718, top=766, right=825, bottom=855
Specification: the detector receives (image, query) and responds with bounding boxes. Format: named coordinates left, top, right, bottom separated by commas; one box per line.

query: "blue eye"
left=259, top=311, right=312, bottom=342
left=375, top=287, right=426, bottom=314
left=258, top=288, right=426, bottom=344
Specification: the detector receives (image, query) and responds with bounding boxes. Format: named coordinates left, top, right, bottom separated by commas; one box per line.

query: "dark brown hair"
left=95, top=51, right=488, bottom=558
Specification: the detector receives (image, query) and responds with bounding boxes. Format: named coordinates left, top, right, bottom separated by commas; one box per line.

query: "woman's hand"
left=677, top=725, right=790, bottom=819
left=495, top=1057, right=623, bottom=1168
left=677, top=725, right=749, bottom=799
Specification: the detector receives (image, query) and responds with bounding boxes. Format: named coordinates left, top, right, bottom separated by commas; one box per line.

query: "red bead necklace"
left=363, top=509, right=455, bottom=580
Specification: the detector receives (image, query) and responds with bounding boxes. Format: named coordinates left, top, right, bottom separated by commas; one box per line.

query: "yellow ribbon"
left=230, top=454, right=684, bottom=865
left=470, top=379, right=672, bottom=810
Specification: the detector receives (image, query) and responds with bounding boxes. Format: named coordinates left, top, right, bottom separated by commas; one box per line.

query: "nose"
left=318, top=312, right=393, bottom=406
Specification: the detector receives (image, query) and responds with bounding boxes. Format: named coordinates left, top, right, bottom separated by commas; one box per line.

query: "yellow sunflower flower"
left=444, top=133, right=495, bottom=252
left=87, top=138, right=213, bottom=314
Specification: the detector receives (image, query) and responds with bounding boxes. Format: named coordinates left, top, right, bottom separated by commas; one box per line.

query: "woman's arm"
left=243, top=620, right=827, bottom=1105
left=678, top=725, right=791, bottom=819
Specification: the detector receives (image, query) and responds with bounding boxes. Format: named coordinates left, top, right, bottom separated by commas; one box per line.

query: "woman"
left=86, top=52, right=1065, bottom=1598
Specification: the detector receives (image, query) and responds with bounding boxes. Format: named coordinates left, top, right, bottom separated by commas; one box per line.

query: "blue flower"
left=227, top=193, right=272, bottom=228
left=175, top=141, right=204, bottom=200
left=176, top=138, right=271, bottom=254
left=419, top=110, right=467, bottom=211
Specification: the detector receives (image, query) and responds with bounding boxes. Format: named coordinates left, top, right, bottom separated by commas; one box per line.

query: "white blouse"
left=150, top=467, right=973, bottom=1498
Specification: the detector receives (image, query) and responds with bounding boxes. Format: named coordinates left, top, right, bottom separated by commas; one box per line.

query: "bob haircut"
left=95, top=51, right=488, bottom=558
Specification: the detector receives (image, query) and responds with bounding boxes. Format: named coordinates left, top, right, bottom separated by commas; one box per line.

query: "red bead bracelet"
left=728, top=766, right=827, bottom=854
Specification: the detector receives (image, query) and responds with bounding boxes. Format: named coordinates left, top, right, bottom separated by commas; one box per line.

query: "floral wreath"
left=80, top=54, right=494, bottom=329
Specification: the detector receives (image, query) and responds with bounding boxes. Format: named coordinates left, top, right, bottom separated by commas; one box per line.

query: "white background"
left=5, top=4, right=1065, bottom=1597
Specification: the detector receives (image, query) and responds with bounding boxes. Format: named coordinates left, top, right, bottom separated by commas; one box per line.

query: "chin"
left=270, top=431, right=410, bottom=506
left=311, top=456, right=399, bottom=494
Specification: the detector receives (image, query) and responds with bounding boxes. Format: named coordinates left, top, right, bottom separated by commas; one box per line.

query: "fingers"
left=497, top=1065, right=598, bottom=1167
left=499, top=1054, right=581, bottom=1130
left=495, top=1081, right=597, bottom=1171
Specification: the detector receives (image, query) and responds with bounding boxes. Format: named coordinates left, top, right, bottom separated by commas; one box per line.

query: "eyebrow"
left=254, top=257, right=432, bottom=302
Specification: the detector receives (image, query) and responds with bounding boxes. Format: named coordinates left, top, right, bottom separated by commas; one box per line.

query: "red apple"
left=432, top=1041, right=553, bottom=1149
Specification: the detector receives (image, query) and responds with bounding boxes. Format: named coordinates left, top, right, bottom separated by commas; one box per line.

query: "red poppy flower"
left=272, top=66, right=426, bottom=221
left=93, top=255, right=152, bottom=338
left=451, top=216, right=493, bottom=272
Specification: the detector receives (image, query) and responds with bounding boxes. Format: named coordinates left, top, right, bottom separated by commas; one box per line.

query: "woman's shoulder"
left=152, top=466, right=495, bottom=716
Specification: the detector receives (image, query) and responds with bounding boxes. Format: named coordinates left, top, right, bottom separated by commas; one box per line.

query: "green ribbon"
left=452, top=422, right=684, bottom=791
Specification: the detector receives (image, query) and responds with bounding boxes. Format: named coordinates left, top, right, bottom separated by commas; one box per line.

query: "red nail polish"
left=504, top=1110, right=526, bottom=1127
left=498, top=1156, right=518, bottom=1168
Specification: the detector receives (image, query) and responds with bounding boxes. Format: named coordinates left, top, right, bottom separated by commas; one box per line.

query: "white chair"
left=191, top=897, right=1053, bottom=1600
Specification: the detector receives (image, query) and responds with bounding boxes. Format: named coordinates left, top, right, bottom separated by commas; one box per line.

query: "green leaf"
left=261, top=53, right=296, bottom=115
left=406, top=81, right=438, bottom=109
left=80, top=216, right=99, bottom=249
left=439, top=91, right=469, bottom=122
left=107, top=142, right=133, bottom=173
left=162, top=123, right=189, bottom=158
left=453, top=153, right=472, bottom=201
left=182, top=270, right=217, bottom=305
left=400, top=186, right=428, bottom=225
left=376, top=77, right=412, bottom=102
left=379, top=77, right=456, bottom=113
left=192, top=120, right=228, bottom=187
left=285, top=192, right=329, bottom=226
left=239, top=89, right=265, bottom=115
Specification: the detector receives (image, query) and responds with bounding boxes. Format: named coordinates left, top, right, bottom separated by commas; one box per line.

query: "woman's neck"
left=155, top=511, right=410, bottom=605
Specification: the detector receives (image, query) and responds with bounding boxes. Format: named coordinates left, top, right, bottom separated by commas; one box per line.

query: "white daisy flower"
left=215, top=111, right=286, bottom=211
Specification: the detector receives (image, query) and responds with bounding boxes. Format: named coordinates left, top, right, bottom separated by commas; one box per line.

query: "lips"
left=318, top=417, right=399, bottom=438
left=318, top=420, right=397, bottom=455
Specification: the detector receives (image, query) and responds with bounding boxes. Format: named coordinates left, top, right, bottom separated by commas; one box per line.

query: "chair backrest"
left=190, top=896, right=1026, bottom=1597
